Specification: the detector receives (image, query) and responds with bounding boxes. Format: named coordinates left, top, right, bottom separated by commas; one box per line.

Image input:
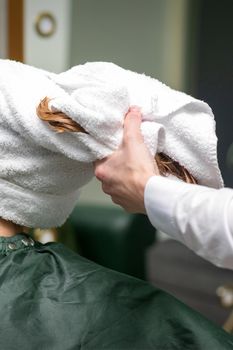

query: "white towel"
left=0, top=59, right=223, bottom=228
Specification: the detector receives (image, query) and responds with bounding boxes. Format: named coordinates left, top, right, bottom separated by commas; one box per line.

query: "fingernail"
left=129, top=106, right=141, bottom=112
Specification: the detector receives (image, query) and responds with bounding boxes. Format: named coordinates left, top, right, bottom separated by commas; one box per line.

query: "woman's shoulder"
left=34, top=241, right=155, bottom=300
left=36, top=241, right=147, bottom=285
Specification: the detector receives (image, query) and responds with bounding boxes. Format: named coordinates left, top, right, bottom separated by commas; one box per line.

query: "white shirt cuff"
left=144, top=176, right=187, bottom=240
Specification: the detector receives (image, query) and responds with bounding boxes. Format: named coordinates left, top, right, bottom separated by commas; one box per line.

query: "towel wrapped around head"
left=0, top=59, right=223, bottom=228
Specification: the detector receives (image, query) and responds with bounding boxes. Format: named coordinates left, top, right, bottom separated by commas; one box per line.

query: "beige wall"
left=24, top=0, right=71, bottom=72
left=70, top=0, right=189, bottom=206
left=70, top=0, right=188, bottom=90
left=162, top=0, right=188, bottom=90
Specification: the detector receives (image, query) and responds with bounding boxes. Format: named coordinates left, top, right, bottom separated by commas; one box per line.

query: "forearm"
left=144, top=176, right=233, bottom=269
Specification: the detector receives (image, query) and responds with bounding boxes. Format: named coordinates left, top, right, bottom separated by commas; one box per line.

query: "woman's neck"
left=0, top=218, right=26, bottom=237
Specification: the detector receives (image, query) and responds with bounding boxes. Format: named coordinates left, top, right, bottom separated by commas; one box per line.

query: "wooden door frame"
left=7, top=0, right=24, bottom=62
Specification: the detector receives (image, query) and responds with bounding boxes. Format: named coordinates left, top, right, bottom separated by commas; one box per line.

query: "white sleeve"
left=144, top=176, right=233, bottom=270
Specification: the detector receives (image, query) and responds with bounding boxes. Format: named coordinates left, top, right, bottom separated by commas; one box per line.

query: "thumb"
left=123, top=107, right=144, bottom=144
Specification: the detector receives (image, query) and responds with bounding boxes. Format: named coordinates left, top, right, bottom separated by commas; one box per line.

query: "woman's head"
left=37, top=97, right=197, bottom=184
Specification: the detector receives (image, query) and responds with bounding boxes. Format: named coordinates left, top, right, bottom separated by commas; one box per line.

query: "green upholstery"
left=67, top=205, right=156, bottom=280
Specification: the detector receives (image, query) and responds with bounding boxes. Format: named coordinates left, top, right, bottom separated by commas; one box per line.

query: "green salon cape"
left=0, top=234, right=232, bottom=350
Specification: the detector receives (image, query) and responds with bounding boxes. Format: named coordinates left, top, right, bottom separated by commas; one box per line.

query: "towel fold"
left=0, top=59, right=223, bottom=228
left=51, top=62, right=223, bottom=188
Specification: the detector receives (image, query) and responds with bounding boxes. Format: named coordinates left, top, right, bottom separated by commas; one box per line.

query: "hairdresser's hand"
left=94, top=107, right=159, bottom=213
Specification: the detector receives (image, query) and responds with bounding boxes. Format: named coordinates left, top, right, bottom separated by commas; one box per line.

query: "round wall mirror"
left=35, top=12, right=56, bottom=37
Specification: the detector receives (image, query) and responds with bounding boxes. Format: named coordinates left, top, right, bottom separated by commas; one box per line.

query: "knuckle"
left=102, top=183, right=110, bottom=194
left=111, top=196, right=120, bottom=205
left=123, top=206, right=134, bottom=213
left=94, top=166, right=104, bottom=180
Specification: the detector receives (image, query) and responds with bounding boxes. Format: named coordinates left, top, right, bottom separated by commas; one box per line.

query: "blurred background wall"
left=70, top=0, right=188, bottom=91
left=24, top=0, right=71, bottom=72
left=69, top=0, right=190, bottom=205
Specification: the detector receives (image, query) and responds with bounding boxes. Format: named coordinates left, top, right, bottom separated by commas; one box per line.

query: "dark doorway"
left=195, top=0, right=233, bottom=186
